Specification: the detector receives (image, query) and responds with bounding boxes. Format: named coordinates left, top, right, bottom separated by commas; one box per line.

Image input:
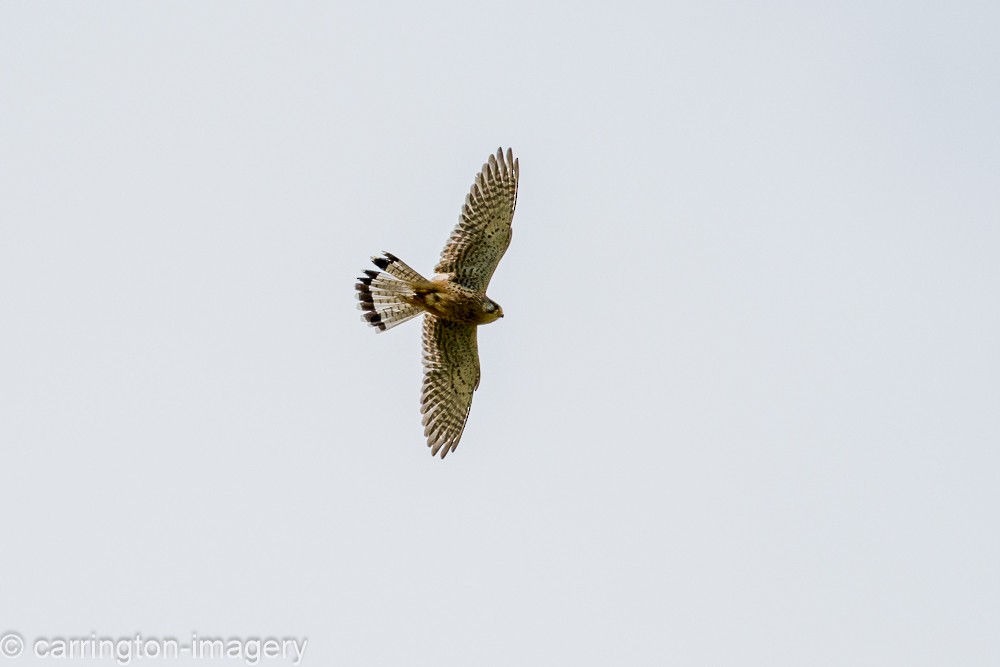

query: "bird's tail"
left=355, top=252, right=430, bottom=332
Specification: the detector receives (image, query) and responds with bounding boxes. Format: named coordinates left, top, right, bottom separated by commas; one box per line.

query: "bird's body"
left=412, top=279, right=504, bottom=326
left=355, top=148, right=519, bottom=458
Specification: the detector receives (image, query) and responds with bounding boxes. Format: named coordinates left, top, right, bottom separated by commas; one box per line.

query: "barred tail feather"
left=355, top=252, right=429, bottom=332
left=371, top=251, right=428, bottom=284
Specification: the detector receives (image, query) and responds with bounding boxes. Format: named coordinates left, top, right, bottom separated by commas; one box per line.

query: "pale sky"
left=2, top=2, right=998, bottom=666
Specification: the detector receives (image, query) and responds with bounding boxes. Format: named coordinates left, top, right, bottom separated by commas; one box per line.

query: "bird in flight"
left=356, top=148, right=519, bottom=459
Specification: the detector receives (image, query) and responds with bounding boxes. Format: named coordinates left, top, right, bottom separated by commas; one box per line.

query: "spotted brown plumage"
left=436, top=148, right=519, bottom=292
left=421, top=316, right=480, bottom=456
left=355, top=148, right=519, bottom=458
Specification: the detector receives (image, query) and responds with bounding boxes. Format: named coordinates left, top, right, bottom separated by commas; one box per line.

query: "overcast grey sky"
left=2, top=2, right=998, bottom=666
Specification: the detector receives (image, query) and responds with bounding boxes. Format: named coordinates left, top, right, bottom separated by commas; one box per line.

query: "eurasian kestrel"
left=356, top=148, right=519, bottom=458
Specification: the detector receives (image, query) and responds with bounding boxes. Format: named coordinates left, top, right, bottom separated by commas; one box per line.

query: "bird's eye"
left=484, top=302, right=494, bottom=312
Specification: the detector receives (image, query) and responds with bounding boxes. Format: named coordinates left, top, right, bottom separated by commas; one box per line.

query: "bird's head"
left=481, top=298, right=504, bottom=323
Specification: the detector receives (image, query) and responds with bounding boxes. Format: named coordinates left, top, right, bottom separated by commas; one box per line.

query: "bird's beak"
left=498, top=309, right=504, bottom=318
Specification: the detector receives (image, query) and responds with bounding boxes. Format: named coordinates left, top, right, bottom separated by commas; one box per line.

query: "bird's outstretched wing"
left=420, top=315, right=480, bottom=458
left=435, top=147, right=519, bottom=292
